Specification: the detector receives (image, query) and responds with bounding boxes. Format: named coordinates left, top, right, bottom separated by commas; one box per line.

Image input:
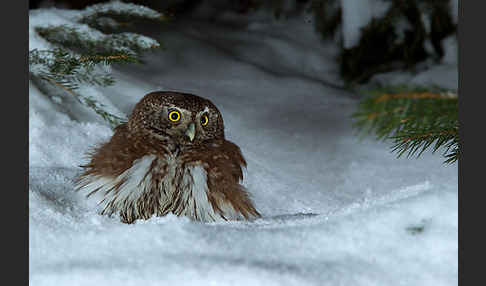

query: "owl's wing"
left=78, top=124, right=168, bottom=178
left=78, top=124, right=137, bottom=179
left=187, top=140, right=260, bottom=220
left=75, top=124, right=169, bottom=223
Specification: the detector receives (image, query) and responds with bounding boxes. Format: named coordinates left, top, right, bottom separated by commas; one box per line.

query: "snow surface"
left=81, top=0, right=163, bottom=20
left=29, top=4, right=457, bottom=286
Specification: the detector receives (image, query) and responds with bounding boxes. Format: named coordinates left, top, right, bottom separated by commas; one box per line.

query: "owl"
left=75, top=91, right=260, bottom=224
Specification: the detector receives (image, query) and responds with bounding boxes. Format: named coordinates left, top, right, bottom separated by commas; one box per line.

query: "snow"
left=29, top=7, right=160, bottom=54
left=29, top=4, right=457, bottom=286
left=81, top=0, right=163, bottom=20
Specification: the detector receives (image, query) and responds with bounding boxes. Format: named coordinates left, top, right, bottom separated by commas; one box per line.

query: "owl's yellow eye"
left=168, top=110, right=181, bottom=122
left=201, top=114, right=209, bottom=126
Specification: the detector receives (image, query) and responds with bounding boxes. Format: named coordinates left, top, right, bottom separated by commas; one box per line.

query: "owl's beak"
left=185, top=122, right=196, bottom=142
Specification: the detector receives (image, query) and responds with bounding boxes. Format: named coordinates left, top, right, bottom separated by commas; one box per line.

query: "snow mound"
left=81, top=0, right=164, bottom=20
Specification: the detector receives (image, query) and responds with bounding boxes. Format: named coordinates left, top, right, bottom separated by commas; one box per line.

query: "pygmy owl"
left=75, top=91, right=260, bottom=223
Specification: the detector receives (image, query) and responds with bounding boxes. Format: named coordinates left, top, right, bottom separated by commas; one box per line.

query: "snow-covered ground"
left=29, top=4, right=458, bottom=286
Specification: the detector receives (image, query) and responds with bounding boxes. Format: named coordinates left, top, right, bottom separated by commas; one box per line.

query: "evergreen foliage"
left=35, top=25, right=160, bottom=59
left=79, top=0, right=166, bottom=32
left=29, top=1, right=165, bottom=128
left=353, top=85, right=458, bottom=164
left=29, top=48, right=136, bottom=127
left=339, top=0, right=455, bottom=84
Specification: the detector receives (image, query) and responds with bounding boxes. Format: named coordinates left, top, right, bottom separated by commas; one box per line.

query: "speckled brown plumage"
left=76, top=91, right=260, bottom=223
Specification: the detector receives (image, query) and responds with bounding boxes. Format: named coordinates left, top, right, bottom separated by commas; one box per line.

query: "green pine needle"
left=29, top=1, right=164, bottom=128
left=353, top=85, right=458, bottom=164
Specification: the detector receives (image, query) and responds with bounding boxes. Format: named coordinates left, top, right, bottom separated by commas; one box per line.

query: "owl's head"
left=128, top=91, right=225, bottom=148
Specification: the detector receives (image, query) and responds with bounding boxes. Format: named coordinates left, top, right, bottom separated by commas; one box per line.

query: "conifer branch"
left=29, top=1, right=165, bottom=128
left=41, top=75, right=125, bottom=128
left=353, top=85, right=458, bottom=164
left=35, top=25, right=160, bottom=59
left=29, top=49, right=126, bottom=88
left=79, top=0, right=166, bottom=31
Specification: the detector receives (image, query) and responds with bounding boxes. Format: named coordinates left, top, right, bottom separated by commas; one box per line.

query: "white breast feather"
left=181, top=165, right=219, bottom=221
left=77, top=154, right=243, bottom=222
left=76, top=155, right=157, bottom=217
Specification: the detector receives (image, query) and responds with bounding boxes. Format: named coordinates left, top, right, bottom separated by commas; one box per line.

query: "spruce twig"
left=29, top=1, right=165, bottom=128
left=38, top=63, right=125, bottom=129
left=353, top=85, right=458, bottom=164
left=79, top=0, right=166, bottom=31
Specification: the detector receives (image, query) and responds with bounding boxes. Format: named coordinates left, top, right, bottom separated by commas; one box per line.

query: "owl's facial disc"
left=128, top=92, right=225, bottom=148
left=151, top=106, right=201, bottom=147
